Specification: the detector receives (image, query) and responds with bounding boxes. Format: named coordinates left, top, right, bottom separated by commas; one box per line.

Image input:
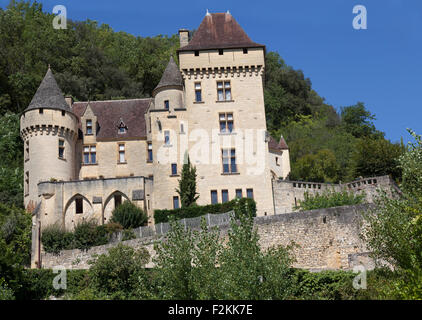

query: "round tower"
left=20, top=67, right=78, bottom=209
left=152, top=56, right=184, bottom=111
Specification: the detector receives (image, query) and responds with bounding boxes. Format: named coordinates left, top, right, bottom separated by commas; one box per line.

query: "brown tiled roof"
left=269, top=135, right=289, bottom=152
left=72, top=99, right=151, bottom=140
left=153, top=56, right=183, bottom=95
left=25, top=68, right=72, bottom=113
left=178, top=12, right=265, bottom=52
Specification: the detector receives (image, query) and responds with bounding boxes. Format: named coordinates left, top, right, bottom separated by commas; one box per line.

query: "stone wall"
left=41, top=204, right=376, bottom=271
left=273, top=175, right=397, bottom=214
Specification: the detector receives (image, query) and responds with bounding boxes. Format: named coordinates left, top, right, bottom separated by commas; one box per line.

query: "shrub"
left=73, top=220, right=108, bottom=251
left=154, top=197, right=256, bottom=223
left=0, top=279, right=14, bottom=300
left=110, top=201, right=147, bottom=229
left=295, top=189, right=365, bottom=211
left=88, top=243, right=150, bottom=299
left=104, top=222, right=123, bottom=235
left=122, top=229, right=136, bottom=241
left=41, top=224, right=74, bottom=254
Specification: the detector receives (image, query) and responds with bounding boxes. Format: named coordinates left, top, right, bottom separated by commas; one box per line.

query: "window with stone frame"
left=147, top=142, right=153, bottom=162
left=25, top=140, right=29, bottom=161
left=25, top=171, right=29, bottom=195
left=195, top=82, right=202, bottom=102
left=58, top=139, right=65, bottom=159
left=217, top=81, right=231, bottom=101
left=219, top=112, right=234, bottom=133
left=86, top=119, right=93, bottom=135
left=222, top=148, right=237, bottom=173
left=118, top=143, right=126, bottom=163
left=83, top=145, right=96, bottom=164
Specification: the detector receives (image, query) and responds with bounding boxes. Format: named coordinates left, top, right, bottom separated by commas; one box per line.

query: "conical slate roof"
left=25, top=68, right=72, bottom=113
left=153, top=56, right=183, bottom=95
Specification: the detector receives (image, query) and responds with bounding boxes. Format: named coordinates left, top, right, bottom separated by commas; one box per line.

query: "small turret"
left=152, top=56, right=184, bottom=111
left=20, top=67, right=78, bottom=209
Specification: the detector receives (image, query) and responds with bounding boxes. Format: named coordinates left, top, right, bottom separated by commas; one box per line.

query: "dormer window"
left=117, top=119, right=127, bottom=134
left=243, top=48, right=248, bottom=54
left=86, top=120, right=93, bottom=135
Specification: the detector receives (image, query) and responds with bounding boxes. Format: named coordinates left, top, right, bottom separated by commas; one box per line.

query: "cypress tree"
left=176, top=155, right=199, bottom=207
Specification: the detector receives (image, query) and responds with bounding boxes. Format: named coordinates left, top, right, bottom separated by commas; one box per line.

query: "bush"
left=41, top=224, right=74, bottom=254
left=110, top=201, right=147, bottom=229
left=296, top=189, right=365, bottom=211
left=73, top=220, right=108, bottom=251
left=154, top=197, right=256, bottom=223
left=88, top=243, right=150, bottom=299
left=0, top=279, right=14, bottom=300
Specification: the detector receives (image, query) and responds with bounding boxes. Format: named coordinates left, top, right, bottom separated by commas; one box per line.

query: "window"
left=75, top=197, right=83, bottom=214
left=25, top=172, right=29, bottom=195
left=219, top=113, right=233, bottom=133
left=62, top=110, right=65, bottom=116
left=243, top=48, right=248, bottom=54
left=218, top=49, right=223, bottom=55
left=83, top=145, right=96, bottom=164
left=194, top=50, right=199, bottom=56
left=222, top=190, right=229, bottom=203
left=164, top=100, right=170, bottom=110
left=217, top=81, right=231, bottom=101
left=173, top=196, right=180, bottom=209
left=171, top=163, right=177, bottom=175
left=235, top=189, right=243, bottom=198
left=118, top=127, right=126, bottom=134
left=222, top=149, right=237, bottom=173
left=147, top=142, right=153, bottom=162
left=118, top=144, right=125, bottom=163
left=25, top=141, right=29, bottom=161
left=180, top=123, right=185, bottom=134
left=247, top=189, right=254, bottom=199
left=114, top=194, right=122, bottom=208
left=58, top=139, right=65, bottom=159
left=164, top=130, right=170, bottom=145
left=195, top=82, right=202, bottom=102
left=86, top=119, right=93, bottom=135
left=39, top=108, right=43, bottom=114
left=211, top=190, right=218, bottom=204
left=276, top=157, right=279, bottom=166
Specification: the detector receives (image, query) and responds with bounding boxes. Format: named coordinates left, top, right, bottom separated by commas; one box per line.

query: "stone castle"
left=20, top=12, right=396, bottom=268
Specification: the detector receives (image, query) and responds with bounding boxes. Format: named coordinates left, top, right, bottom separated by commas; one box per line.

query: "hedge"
left=154, top=197, right=256, bottom=223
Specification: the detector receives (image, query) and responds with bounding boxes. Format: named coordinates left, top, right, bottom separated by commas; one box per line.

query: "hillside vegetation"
left=0, top=0, right=404, bottom=209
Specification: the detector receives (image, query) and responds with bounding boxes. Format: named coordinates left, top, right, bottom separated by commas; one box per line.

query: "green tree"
left=88, top=243, right=150, bottom=299
left=361, top=129, right=422, bottom=299
left=110, top=200, right=147, bottom=229
left=350, top=137, right=404, bottom=181
left=340, top=102, right=382, bottom=139
left=175, top=156, right=199, bottom=207
left=291, top=149, right=339, bottom=183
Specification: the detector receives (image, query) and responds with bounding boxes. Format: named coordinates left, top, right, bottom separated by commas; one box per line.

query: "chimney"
left=178, top=29, right=189, bottom=48
left=65, top=96, right=73, bottom=107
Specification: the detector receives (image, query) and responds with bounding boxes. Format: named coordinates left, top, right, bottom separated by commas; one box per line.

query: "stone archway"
left=63, top=193, right=94, bottom=230
left=103, top=190, right=130, bottom=224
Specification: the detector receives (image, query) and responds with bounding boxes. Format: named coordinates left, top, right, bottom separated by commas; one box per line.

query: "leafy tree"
left=291, top=149, right=339, bottom=183
left=361, top=129, right=422, bottom=299
left=88, top=243, right=150, bottom=299
left=340, top=102, right=382, bottom=139
left=175, top=156, right=199, bottom=207
left=110, top=200, right=147, bottom=229
left=350, top=137, right=404, bottom=181
left=0, top=203, right=31, bottom=296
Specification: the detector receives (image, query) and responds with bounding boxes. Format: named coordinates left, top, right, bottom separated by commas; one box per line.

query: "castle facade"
left=21, top=12, right=292, bottom=267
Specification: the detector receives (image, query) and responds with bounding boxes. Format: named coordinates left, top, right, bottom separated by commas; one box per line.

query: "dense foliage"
left=110, top=201, right=147, bottom=229
left=362, top=130, right=422, bottom=299
left=295, top=190, right=365, bottom=211
left=154, top=197, right=256, bottom=223
left=0, top=203, right=31, bottom=296
left=42, top=220, right=112, bottom=253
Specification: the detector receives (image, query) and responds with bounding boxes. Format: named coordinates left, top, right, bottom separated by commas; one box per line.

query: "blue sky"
left=1, top=0, right=421, bottom=143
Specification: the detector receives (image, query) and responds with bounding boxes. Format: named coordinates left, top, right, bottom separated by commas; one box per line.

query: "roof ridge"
left=73, top=98, right=152, bottom=104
